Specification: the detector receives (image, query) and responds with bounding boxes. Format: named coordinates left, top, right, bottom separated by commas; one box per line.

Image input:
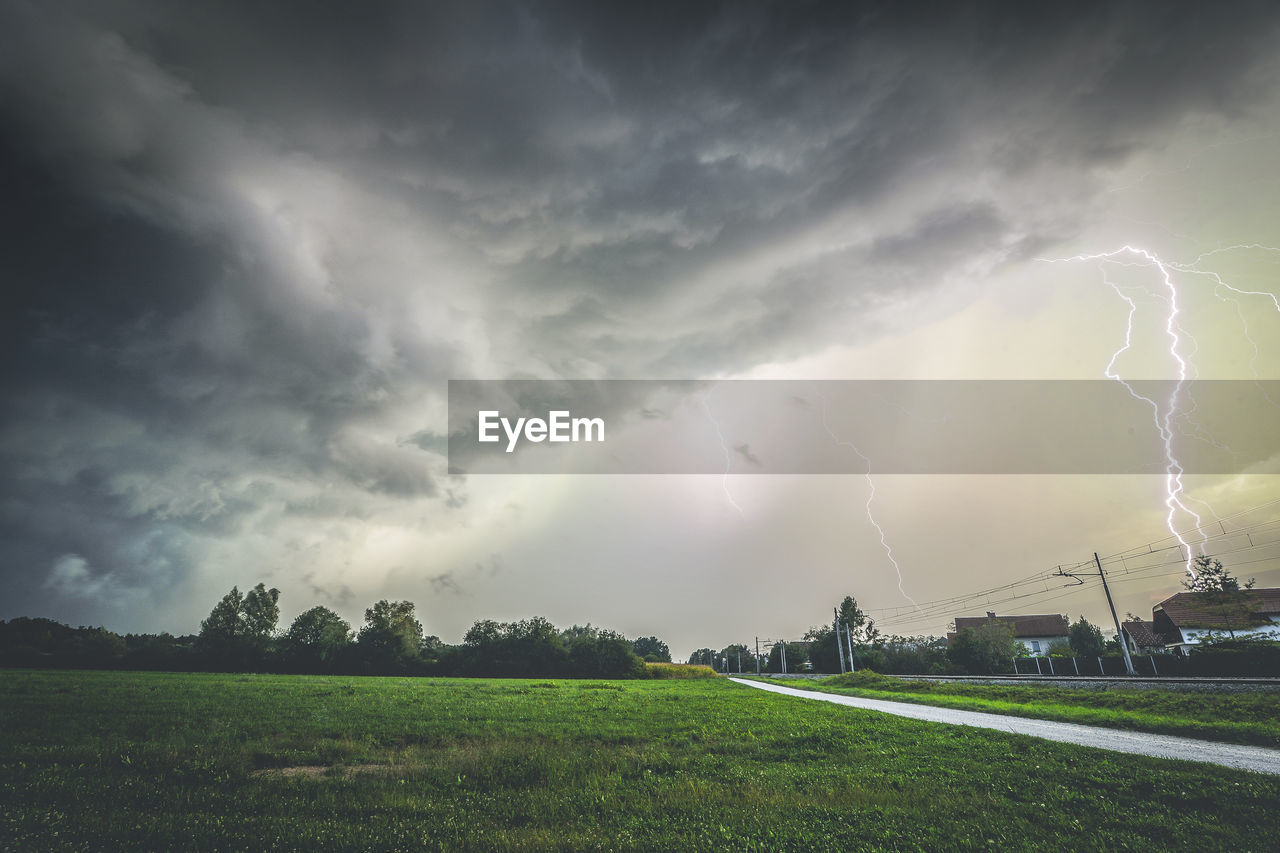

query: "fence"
left=1012, top=655, right=1167, bottom=677
left=1012, top=648, right=1280, bottom=677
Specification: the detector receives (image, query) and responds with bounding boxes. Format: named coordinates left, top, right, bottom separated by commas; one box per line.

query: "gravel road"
left=729, top=678, right=1280, bottom=776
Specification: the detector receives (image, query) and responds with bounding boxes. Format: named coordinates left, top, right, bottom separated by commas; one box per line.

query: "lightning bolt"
left=701, top=390, right=744, bottom=516
left=819, top=393, right=918, bottom=607
left=1039, top=243, right=1280, bottom=578
left=1040, top=246, right=1203, bottom=576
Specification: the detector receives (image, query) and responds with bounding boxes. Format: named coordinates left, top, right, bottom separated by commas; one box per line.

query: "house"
left=1151, top=588, right=1280, bottom=654
left=1120, top=619, right=1166, bottom=655
left=949, top=612, right=1070, bottom=657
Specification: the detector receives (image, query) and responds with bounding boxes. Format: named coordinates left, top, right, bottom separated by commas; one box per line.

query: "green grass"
left=1, top=669, right=1277, bottom=851
left=760, top=671, right=1280, bottom=748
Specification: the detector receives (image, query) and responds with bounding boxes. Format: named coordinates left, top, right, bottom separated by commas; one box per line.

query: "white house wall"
left=1178, top=616, right=1280, bottom=647
left=1018, top=635, right=1070, bottom=657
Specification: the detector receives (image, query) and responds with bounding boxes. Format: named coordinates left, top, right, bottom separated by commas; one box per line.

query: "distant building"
left=1152, top=588, right=1280, bottom=654
left=1120, top=620, right=1166, bottom=655
left=949, top=612, right=1070, bottom=657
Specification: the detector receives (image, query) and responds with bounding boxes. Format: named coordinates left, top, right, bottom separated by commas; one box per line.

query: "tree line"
left=691, top=580, right=1278, bottom=677
left=0, top=583, right=674, bottom=678
left=688, top=595, right=1123, bottom=676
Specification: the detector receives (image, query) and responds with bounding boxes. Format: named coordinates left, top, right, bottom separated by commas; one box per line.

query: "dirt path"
left=729, top=677, right=1280, bottom=776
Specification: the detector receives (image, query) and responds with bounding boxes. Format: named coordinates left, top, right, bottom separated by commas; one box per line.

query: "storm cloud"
left=2, top=0, right=1279, bottom=644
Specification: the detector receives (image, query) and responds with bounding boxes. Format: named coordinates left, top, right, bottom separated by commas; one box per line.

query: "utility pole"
left=1095, top=552, right=1136, bottom=676
left=845, top=622, right=856, bottom=674
left=834, top=608, right=847, bottom=674
left=737, top=649, right=742, bottom=674
left=781, top=641, right=787, bottom=674
left=1055, top=555, right=1136, bottom=677
left=755, top=637, right=761, bottom=676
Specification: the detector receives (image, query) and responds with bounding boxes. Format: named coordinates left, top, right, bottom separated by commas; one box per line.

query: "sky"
left=3, top=0, right=1280, bottom=657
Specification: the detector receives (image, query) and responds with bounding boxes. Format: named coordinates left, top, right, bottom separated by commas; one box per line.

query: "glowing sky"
left=3, top=1, right=1279, bottom=654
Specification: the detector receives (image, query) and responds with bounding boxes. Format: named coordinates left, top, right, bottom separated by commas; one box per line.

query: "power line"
left=875, top=579, right=1106, bottom=633
left=863, top=496, right=1280, bottom=636
left=867, top=559, right=1094, bottom=620
left=1097, top=496, right=1280, bottom=562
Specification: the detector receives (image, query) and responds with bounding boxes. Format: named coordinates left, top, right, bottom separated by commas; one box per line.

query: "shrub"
left=1047, top=640, right=1073, bottom=657
left=569, top=635, right=645, bottom=678
left=644, top=662, right=717, bottom=679
left=947, top=623, right=1020, bottom=674
left=823, top=670, right=896, bottom=689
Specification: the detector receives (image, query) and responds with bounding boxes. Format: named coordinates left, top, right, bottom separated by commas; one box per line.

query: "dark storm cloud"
left=1, top=0, right=1277, bottom=629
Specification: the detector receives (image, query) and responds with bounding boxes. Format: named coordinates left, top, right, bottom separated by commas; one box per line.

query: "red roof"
left=1120, top=620, right=1165, bottom=648
left=952, top=613, right=1069, bottom=638
left=1154, top=588, right=1280, bottom=630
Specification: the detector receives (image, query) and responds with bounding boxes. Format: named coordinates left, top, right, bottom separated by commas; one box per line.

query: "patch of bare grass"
left=251, top=763, right=393, bottom=780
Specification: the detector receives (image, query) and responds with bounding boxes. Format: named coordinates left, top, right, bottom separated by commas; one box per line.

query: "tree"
left=1068, top=616, right=1106, bottom=658
left=877, top=635, right=948, bottom=675
left=631, top=636, right=671, bottom=663
left=561, top=624, right=598, bottom=641
left=718, top=643, right=755, bottom=673
left=1183, top=555, right=1254, bottom=593
left=568, top=634, right=644, bottom=677
left=504, top=616, right=569, bottom=675
left=461, top=616, right=571, bottom=676
left=837, top=596, right=879, bottom=644
left=419, top=635, right=445, bottom=661
left=464, top=619, right=502, bottom=647
left=803, top=626, right=841, bottom=673
left=766, top=641, right=810, bottom=673
left=358, top=600, right=424, bottom=672
left=198, top=583, right=279, bottom=669
left=284, top=606, right=352, bottom=670
left=947, top=622, right=1020, bottom=674
left=560, top=624, right=626, bottom=643
left=688, top=648, right=715, bottom=666
left=1182, top=555, right=1260, bottom=639
left=199, top=586, right=245, bottom=645
left=798, top=596, right=880, bottom=674
left=242, top=583, right=280, bottom=647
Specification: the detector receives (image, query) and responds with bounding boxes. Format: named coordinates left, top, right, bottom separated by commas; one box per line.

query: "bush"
left=632, top=636, right=672, bottom=663
left=849, top=646, right=887, bottom=673
left=947, top=623, right=1020, bottom=675
left=644, top=663, right=717, bottom=679
left=1068, top=617, right=1107, bottom=658
left=1047, top=640, right=1073, bottom=657
left=822, top=670, right=896, bottom=689
left=875, top=638, right=949, bottom=675
left=568, top=635, right=645, bottom=678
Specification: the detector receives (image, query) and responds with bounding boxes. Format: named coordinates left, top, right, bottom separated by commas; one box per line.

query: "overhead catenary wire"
left=867, top=560, right=1096, bottom=620
left=861, top=497, right=1280, bottom=637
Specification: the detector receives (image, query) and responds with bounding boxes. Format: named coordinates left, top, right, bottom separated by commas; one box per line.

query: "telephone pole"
left=755, top=637, right=761, bottom=676
left=834, top=608, right=847, bottom=674
left=1096, top=552, right=1136, bottom=676
left=845, top=622, right=856, bottom=673
left=1055, top=555, right=1136, bottom=676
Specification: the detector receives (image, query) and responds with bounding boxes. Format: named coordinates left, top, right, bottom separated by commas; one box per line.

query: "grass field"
left=760, top=672, right=1280, bottom=749
left=2, top=669, right=1278, bottom=851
